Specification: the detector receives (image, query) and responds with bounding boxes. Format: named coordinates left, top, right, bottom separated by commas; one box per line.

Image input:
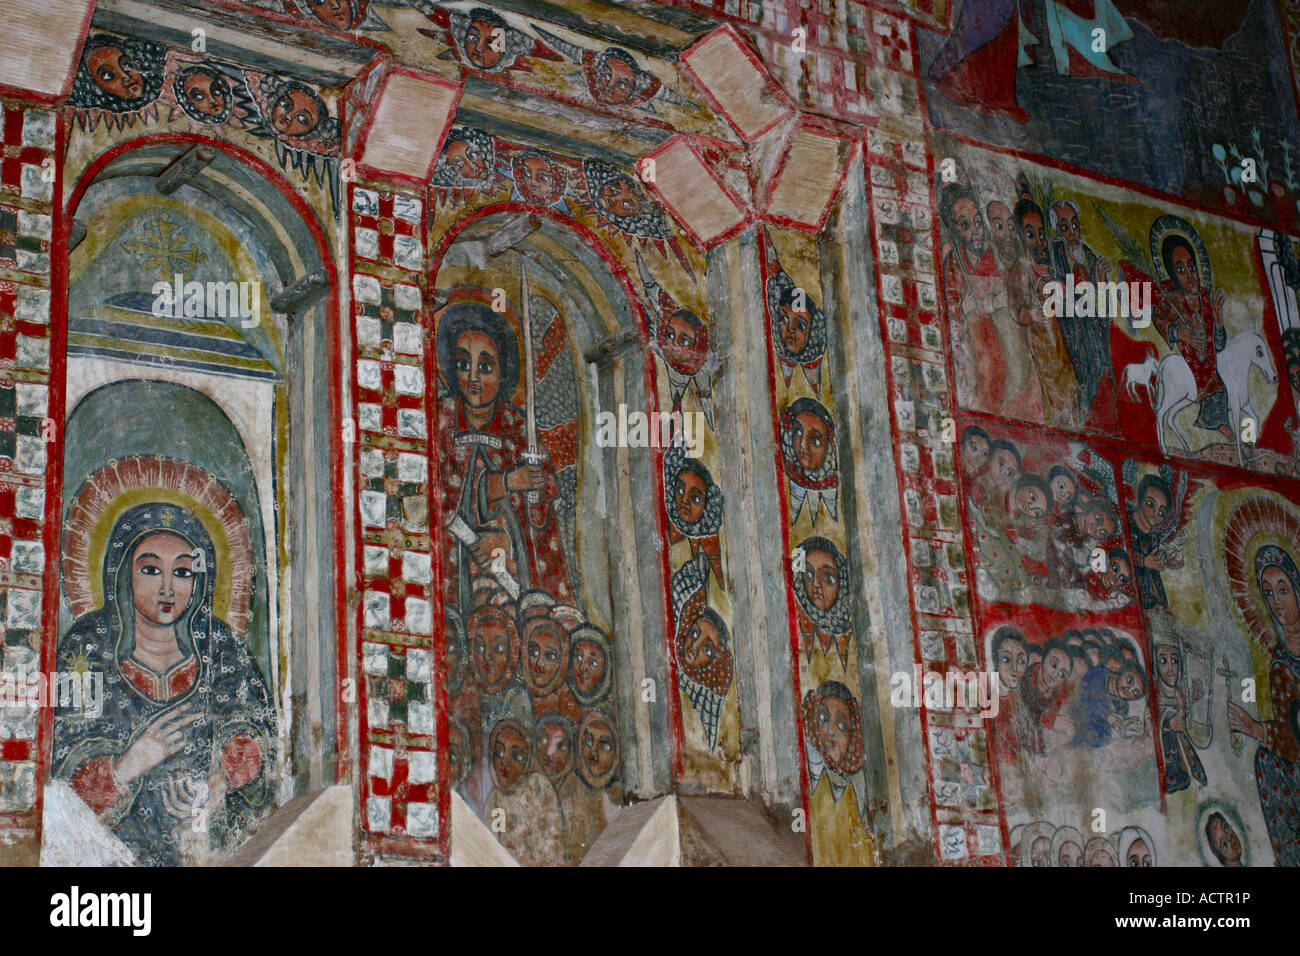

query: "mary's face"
left=525, top=621, right=564, bottom=694
left=1261, top=565, right=1300, bottom=629
left=571, top=639, right=607, bottom=697
left=131, top=533, right=197, bottom=627
left=87, top=45, right=144, bottom=101
left=455, top=330, right=502, bottom=409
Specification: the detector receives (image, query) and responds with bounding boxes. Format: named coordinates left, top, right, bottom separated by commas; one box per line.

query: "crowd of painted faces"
left=1011, top=821, right=1158, bottom=867
left=444, top=588, right=620, bottom=812
left=962, top=425, right=1135, bottom=606
left=989, top=621, right=1148, bottom=763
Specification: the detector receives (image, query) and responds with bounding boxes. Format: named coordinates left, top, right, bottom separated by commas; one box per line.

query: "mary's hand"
left=114, top=707, right=200, bottom=785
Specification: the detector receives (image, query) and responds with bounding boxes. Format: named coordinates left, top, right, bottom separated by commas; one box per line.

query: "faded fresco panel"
left=936, top=132, right=1298, bottom=477
left=920, top=0, right=1300, bottom=224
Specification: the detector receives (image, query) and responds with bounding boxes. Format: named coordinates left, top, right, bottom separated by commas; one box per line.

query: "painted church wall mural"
left=2, top=0, right=1300, bottom=868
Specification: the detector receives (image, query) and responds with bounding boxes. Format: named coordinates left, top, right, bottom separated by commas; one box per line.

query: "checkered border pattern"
left=349, top=182, right=442, bottom=856
left=0, top=104, right=56, bottom=829
left=865, top=111, right=1006, bottom=863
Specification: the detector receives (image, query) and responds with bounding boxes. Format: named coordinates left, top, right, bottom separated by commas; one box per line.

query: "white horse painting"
left=1124, top=332, right=1277, bottom=466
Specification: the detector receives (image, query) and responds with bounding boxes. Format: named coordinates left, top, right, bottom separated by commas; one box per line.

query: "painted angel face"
left=996, top=640, right=1027, bottom=691
left=1058, top=841, right=1082, bottom=867
left=455, top=330, right=501, bottom=409
left=1262, top=564, right=1300, bottom=629
left=817, top=695, right=853, bottom=767
left=792, top=411, right=829, bottom=472
left=445, top=140, right=488, bottom=181
left=1139, top=487, right=1170, bottom=528
left=535, top=719, right=573, bottom=778
left=598, top=177, right=643, bottom=218
left=570, top=638, right=607, bottom=697
left=1125, top=838, right=1152, bottom=867
left=517, top=155, right=560, bottom=203
left=272, top=88, right=320, bottom=137
left=659, top=310, right=706, bottom=373
left=524, top=620, right=565, bottom=695
left=464, top=18, right=505, bottom=70
left=682, top=615, right=723, bottom=672
left=673, top=469, right=707, bottom=525
left=593, top=56, right=637, bottom=105
left=803, top=547, right=840, bottom=613
left=961, top=434, right=989, bottom=474
left=490, top=722, right=529, bottom=792
left=779, top=303, right=811, bottom=354
left=87, top=45, right=144, bottom=101
left=310, top=0, right=353, bottom=29
left=131, top=533, right=197, bottom=627
left=580, top=714, right=617, bottom=779
left=471, top=609, right=514, bottom=689
left=1171, top=245, right=1200, bottom=295
left=181, top=71, right=227, bottom=118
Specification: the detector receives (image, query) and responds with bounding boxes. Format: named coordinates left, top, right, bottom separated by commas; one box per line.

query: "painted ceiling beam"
left=93, top=0, right=381, bottom=88
left=156, top=145, right=219, bottom=195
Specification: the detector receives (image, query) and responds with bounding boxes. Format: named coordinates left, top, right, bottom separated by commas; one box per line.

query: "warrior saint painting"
left=52, top=502, right=275, bottom=866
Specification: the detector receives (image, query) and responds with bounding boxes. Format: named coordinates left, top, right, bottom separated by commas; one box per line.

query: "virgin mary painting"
left=1228, top=544, right=1300, bottom=866
left=52, top=502, right=276, bottom=866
